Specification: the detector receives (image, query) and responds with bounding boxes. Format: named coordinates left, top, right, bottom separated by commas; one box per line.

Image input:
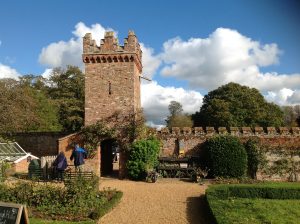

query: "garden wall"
left=11, top=132, right=68, bottom=158
left=158, top=126, right=300, bottom=181
left=9, top=127, right=299, bottom=180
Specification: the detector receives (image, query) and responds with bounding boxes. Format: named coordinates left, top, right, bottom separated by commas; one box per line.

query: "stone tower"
left=82, top=31, right=142, bottom=126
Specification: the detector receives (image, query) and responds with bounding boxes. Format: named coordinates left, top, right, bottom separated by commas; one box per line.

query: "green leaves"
left=205, top=135, right=247, bottom=178
left=49, top=66, right=85, bottom=132
left=0, top=177, right=121, bottom=221
left=80, top=121, right=115, bottom=157
left=166, top=101, right=193, bottom=128
left=127, top=138, right=161, bottom=180
left=193, top=82, right=284, bottom=127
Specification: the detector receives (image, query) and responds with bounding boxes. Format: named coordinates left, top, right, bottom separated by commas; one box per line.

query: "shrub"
left=206, top=183, right=300, bottom=200
left=244, top=138, right=267, bottom=179
left=127, top=137, right=160, bottom=180
left=0, top=161, right=11, bottom=181
left=205, top=135, right=247, bottom=178
left=0, top=177, right=122, bottom=221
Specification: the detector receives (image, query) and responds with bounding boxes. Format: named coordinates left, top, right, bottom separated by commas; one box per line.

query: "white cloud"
left=265, top=88, right=300, bottom=106
left=0, top=63, right=20, bottom=79
left=287, top=90, right=300, bottom=104
left=37, top=25, right=300, bottom=126
left=38, top=21, right=161, bottom=79
left=41, top=68, right=53, bottom=79
left=265, top=88, right=294, bottom=105
left=39, top=22, right=111, bottom=69
left=140, top=43, right=161, bottom=79
left=141, top=81, right=203, bottom=126
left=160, top=27, right=300, bottom=92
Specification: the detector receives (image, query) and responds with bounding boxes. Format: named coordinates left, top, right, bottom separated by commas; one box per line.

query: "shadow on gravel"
left=180, top=178, right=195, bottom=183
left=186, top=195, right=216, bottom=224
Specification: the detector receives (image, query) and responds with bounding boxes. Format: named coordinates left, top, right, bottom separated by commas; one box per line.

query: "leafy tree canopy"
left=48, top=66, right=85, bottom=132
left=165, top=101, right=193, bottom=128
left=0, top=78, right=61, bottom=133
left=0, top=65, right=84, bottom=133
left=192, top=82, right=284, bottom=127
left=168, top=101, right=183, bottom=116
left=282, top=105, right=300, bottom=127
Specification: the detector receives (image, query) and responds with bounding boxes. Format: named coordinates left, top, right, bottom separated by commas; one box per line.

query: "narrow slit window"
left=109, top=81, right=112, bottom=95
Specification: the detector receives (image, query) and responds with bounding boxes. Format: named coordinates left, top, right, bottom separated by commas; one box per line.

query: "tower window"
left=109, top=81, right=112, bottom=95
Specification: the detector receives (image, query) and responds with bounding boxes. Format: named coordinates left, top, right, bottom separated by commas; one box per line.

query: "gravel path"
left=99, top=178, right=213, bottom=224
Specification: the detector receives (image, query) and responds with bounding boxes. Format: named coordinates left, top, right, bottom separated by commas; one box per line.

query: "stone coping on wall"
left=158, top=127, right=300, bottom=137
left=1, top=131, right=69, bottom=136
left=57, top=132, right=79, bottom=142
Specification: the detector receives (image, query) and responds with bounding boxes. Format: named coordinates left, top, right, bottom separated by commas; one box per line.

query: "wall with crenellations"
left=158, top=126, right=300, bottom=157
left=157, top=126, right=300, bottom=181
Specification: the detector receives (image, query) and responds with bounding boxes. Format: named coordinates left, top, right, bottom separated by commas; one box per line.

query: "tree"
left=0, top=78, right=39, bottom=132
left=282, top=105, right=300, bottom=127
left=192, top=82, right=284, bottom=127
left=165, top=101, right=193, bottom=128
left=167, top=115, right=193, bottom=128
left=0, top=77, right=61, bottom=133
left=168, top=101, right=183, bottom=116
left=48, top=66, right=85, bottom=132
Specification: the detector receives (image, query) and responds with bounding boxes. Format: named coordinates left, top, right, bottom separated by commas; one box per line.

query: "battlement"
left=158, top=127, right=300, bottom=137
left=82, top=30, right=142, bottom=73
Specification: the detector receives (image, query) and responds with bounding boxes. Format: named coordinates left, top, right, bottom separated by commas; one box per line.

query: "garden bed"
left=0, top=176, right=122, bottom=222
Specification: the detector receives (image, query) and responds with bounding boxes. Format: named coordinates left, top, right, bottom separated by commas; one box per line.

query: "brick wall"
left=57, top=133, right=100, bottom=177
left=13, top=159, right=30, bottom=173
left=11, top=132, right=67, bottom=157
left=158, top=126, right=300, bottom=181
left=158, top=127, right=300, bottom=157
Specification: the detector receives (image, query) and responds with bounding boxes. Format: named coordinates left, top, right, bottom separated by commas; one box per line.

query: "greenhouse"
left=0, top=142, right=38, bottom=163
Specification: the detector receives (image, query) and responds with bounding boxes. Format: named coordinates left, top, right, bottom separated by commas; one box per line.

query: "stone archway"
left=100, top=139, right=119, bottom=177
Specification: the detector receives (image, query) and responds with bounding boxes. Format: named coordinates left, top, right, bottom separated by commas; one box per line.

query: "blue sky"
left=1, top=0, right=300, bottom=126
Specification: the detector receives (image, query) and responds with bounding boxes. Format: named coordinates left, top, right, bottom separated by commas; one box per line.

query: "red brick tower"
left=82, top=31, right=142, bottom=126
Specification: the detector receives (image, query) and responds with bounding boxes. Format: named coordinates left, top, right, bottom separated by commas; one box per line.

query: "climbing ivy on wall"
left=80, top=121, right=115, bottom=158
left=244, top=138, right=268, bottom=179
left=260, top=145, right=300, bottom=182
left=79, top=110, right=156, bottom=157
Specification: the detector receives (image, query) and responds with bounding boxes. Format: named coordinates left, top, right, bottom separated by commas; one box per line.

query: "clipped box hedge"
left=206, top=182, right=300, bottom=200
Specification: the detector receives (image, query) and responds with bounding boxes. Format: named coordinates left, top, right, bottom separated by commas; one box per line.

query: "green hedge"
left=204, top=135, right=247, bottom=178
left=206, top=183, right=300, bottom=224
left=0, top=178, right=122, bottom=221
left=206, top=183, right=300, bottom=200
left=90, top=191, right=123, bottom=219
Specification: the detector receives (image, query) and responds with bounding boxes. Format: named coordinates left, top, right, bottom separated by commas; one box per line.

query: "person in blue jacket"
left=53, top=151, right=68, bottom=181
left=70, top=143, right=87, bottom=172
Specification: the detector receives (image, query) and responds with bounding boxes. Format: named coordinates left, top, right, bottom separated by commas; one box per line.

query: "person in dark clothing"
left=70, top=143, right=87, bottom=172
left=53, top=152, right=68, bottom=181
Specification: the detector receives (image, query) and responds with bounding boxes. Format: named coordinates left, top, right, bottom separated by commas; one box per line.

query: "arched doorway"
left=100, top=139, right=119, bottom=177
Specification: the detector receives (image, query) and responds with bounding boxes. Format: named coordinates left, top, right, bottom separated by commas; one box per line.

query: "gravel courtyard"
left=99, top=178, right=214, bottom=224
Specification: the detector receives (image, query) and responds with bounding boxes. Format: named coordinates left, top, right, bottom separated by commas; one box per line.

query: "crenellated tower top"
left=82, top=30, right=142, bottom=73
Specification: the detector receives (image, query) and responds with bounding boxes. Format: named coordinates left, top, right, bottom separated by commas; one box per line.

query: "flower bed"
left=0, top=177, right=122, bottom=222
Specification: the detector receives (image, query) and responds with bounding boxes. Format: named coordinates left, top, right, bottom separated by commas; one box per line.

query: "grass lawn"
left=206, top=182, right=300, bottom=224
left=209, top=198, right=300, bottom=224
left=30, top=218, right=95, bottom=224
